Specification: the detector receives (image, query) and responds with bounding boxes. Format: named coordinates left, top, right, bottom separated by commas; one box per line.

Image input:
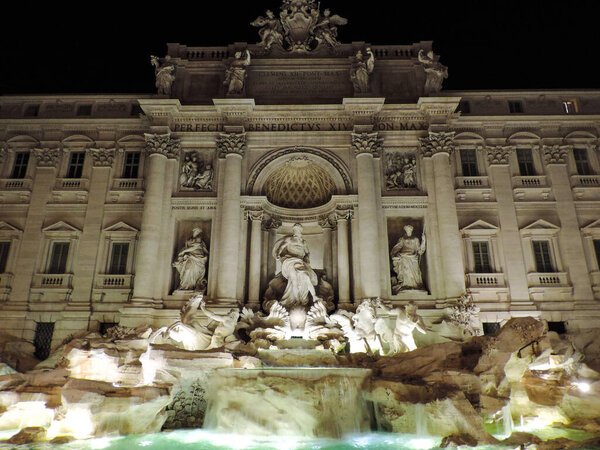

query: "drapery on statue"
left=224, top=50, right=251, bottom=96
left=172, top=227, right=209, bottom=292
left=418, top=49, right=448, bottom=95
left=350, top=48, right=375, bottom=94
left=179, top=153, right=213, bottom=191
left=391, top=224, right=426, bottom=293
left=272, top=223, right=319, bottom=309
left=251, top=10, right=284, bottom=50
left=150, top=55, right=176, bottom=96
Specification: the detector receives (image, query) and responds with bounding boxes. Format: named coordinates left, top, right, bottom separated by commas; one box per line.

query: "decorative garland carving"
left=261, top=214, right=282, bottom=231
left=217, top=133, right=246, bottom=158
left=418, top=131, right=455, bottom=157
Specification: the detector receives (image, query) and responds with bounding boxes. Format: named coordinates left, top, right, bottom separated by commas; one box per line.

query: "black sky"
left=1, top=0, right=598, bottom=95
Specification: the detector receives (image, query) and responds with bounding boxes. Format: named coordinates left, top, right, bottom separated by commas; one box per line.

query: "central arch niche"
left=263, top=157, right=335, bottom=209
left=248, top=147, right=352, bottom=209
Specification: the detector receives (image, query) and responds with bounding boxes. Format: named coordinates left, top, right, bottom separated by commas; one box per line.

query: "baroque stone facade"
left=1, top=1, right=600, bottom=354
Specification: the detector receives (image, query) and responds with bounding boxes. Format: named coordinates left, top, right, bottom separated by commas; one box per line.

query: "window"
left=34, top=322, right=55, bottom=360
left=47, top=242, right=70, bottom=274
left=508, top=100, right=523, bottom=114
left=0, top=241, right=10, bottom=273
left=76, top=104, right=93, bottom=116
left=472, top=241, right=492, bottom=273
left=563, top=101, right=578, bottom=114
left=24, top=104, right=40, bottom=117
left=517, top=148, right=535, bottom=176
left=594, top=240, right=600, bottom=268
left=11, top=152, right=29, bottom=179
left=67, top=152, right=85, bottom=178
left=460, top=149, right=479, bottom=176
left=108, top=242, right=129, bottom=275
left=122, top=152, right=140, bottom=178
left=457, top=100, right=470, bottom=114
left=532, top=240, right=555, bottom=273
left=573, top=148, right=592, bottom=175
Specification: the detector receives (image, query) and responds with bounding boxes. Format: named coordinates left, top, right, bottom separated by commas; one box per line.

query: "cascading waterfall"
left=204, top=368, right=372, bottom=438
left=501, top=403, right=513, bottom=438
left=414, top=403, right=428, bottom=436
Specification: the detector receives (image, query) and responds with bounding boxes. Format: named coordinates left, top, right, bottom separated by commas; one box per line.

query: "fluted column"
left=131, top=134, right=179, bottom=305
left=215, top=132, right=246, bottom=303
left=486, top=146, right=530, bottom=301
left=352, top=132, right=383, bottom=299
left=335, top=207, right=353, bottom=308
left=420, top=131, right=465, bottom=298
left=543, top=145, right=594, bottom=304
left=246, top=209, right=263, bottom=309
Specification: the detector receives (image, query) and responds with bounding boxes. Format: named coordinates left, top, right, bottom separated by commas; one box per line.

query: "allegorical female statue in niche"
left=173, top=227, right=209, bottom=292
left=391, top=224, right=426, bottom=293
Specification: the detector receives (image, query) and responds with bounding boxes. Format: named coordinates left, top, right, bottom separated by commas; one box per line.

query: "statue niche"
left=172, top=226, right=209, bottom=293
left=389, top=220, right=428, bottom=295
left=262, top=223, right=337, bottom=336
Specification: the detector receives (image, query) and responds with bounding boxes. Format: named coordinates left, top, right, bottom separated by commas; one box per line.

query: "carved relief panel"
left=179, top=151, right=215, bottom=192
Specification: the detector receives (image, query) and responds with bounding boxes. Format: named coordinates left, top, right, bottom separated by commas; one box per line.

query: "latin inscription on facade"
left=247, top=70, right=352, bottom=98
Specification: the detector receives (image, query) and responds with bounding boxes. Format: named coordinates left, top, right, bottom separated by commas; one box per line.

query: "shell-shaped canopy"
left=263, top=157, right=335, bottom=209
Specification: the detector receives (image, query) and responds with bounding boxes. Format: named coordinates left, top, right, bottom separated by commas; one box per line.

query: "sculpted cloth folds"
left=391, top=226, right=426, bottom=291
left=173, top=229, right=209, bottom=290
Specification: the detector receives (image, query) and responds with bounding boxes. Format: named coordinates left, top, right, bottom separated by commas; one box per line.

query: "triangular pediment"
left=42, top=221, right=81, bottom=233
left=462, top=220, right=498, bottom=231
left=103, top=221, right=138, bottom=233
left=0, top=221, right=22, bottom=233
left=521, top=219, right=560, bottom=231
left=582, top=219, right=600, bottom=231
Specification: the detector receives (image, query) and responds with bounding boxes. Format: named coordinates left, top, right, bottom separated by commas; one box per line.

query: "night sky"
left=1, top=0, right=598, bottom=95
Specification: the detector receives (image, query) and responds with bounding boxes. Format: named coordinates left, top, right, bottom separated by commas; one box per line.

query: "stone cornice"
left=418, top=131, right=455, bottom=157
left=351, top=132, right=383, bottom=157
left=217, top=132, right=246, bottom=158
left=88, top=148, right=116, bottom=167
left=144, top=133, right=181, bottom=159
left=33, top=148, right=62, bottom=167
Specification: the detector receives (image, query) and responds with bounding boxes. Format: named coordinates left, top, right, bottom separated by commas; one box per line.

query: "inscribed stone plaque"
left=247, top=70, right=352, bottom=100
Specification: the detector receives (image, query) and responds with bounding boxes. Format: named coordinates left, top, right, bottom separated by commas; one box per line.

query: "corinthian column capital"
left=88, top=148, right=116, bottom=167
left=217, top=132, right=246, bottom=158
left=418, top=131, right=456, bottom=157
left=486, top=145, right=515, bottom=165
left=144, top=133, right=180, bottom=159
left=351, top=132, right=383, bottom=157
left=542, top=144, right=570, bottom=165
left=33, top=148, right=62, bottom=167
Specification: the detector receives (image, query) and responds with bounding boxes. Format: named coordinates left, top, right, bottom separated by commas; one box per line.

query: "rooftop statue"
left=252, top=0, right=347, bottom=53
left=150, top=55, right=176, bottom=96
left=350, top=48, right=375, bottom=94
left=418, top=49, right=448, bottom=95
left=223, top=50, right=251, bottom=96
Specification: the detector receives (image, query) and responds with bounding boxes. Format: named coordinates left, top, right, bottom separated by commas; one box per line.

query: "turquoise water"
left=2, top=430, right=598, bottom=450
left=1, top=429, right=599, bottom=449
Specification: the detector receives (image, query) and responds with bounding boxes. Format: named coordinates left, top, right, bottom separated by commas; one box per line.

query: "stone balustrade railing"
left=0, top=178, right=32, bottom=191
left=513, top=175, right=548, bottom=188
left=95, top=274, right=134, bottom=289
left=526, top=272, right=569, bottom=287
left=54, top=178, right=89, bottom=191
left=467, top=273, right=506, bottom=287
left=112, top=178, right=144, bottom=191
left=456, top=176, right=490, bottom=188
left=571, top=175, right=600, bottom=187
left=32, top=273, right=73, bottom=289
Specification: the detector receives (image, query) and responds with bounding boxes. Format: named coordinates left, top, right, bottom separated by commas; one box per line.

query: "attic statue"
left=150, top=55, right=176, bottom=96
left=224, top=50, right=251, bottom=96
left=350, top=48, right=375, bottom=94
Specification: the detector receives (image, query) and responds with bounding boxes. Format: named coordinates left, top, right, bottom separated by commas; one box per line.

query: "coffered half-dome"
left=263, top=156, right=336, bottom=209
